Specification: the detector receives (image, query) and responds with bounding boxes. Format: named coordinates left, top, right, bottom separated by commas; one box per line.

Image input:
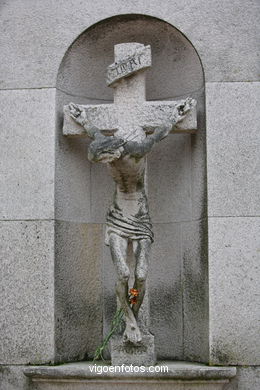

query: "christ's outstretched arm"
left=124, top=98, right=194, bottom=158
left=123, top=125, right=171, bottom=158
left=69, top=103, right=102, bottom=139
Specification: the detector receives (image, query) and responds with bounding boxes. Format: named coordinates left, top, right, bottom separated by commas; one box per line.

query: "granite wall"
left=0, top=0, right=259, bottom=388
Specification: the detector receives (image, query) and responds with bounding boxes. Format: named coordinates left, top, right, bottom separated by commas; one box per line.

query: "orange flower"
left=130, top=288, right=139, bottom=297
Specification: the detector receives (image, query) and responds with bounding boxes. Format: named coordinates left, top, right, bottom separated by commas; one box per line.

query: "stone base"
left=110, top=333, right=156, bottom=366
left=23, top=361, right=237, bottom=390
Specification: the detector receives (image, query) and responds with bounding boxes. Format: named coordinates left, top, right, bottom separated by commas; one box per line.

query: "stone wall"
left=0, top=0, right=259, bottom=388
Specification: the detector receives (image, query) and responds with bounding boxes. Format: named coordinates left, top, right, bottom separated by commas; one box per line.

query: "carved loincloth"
left=105, top=205, right=154, bottom=245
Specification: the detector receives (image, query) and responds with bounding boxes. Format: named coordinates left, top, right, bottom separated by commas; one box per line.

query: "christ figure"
left=69, top=98, right=192, bottom=344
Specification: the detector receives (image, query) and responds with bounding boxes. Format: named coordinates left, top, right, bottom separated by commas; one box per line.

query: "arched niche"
left=55, top=14, right=208, bottom=363
left=57, top=14, right=203, bottom=101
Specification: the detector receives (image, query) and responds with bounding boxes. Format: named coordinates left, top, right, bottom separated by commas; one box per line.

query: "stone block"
left=0, top=365, right=30, bottom=390
left=0, top=89, right=55, bottom=220
left=208, top=217, right=260, bottom=365
left=182, top=219, right=209, bottom=362
left=206, top=82, right=260, bottom=217
left=54, top=221, right=103, bottom=362
left=111, top=334, right=156, bottom=366
left=0, top=1, right=258, bottom=89
left=175, top=1, right=260, bottom=83
left=0, top=221, right=55, bottom=364
left=224, top=366, right=260, bottom=390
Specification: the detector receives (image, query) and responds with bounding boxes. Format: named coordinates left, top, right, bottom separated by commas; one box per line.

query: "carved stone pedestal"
left=111, top=333, right=156, bottom=366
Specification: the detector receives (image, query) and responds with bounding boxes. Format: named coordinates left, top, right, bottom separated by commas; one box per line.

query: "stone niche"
left=55, top=14, right=207, bottom=363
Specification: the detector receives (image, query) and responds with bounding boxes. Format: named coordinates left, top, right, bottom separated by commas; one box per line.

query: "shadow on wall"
left=54, top=14, right=208, bottom=363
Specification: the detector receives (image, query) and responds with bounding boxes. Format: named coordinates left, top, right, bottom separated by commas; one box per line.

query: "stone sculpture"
left=63, top=42, right=197, bottom=364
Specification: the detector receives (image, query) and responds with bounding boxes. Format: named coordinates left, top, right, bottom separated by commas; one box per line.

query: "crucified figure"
left=69, top=98, right=193, bottom=345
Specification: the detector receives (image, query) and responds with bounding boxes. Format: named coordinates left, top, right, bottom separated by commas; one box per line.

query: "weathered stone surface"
left=111, top=334, right=156, bottom=366
left=24, top=381, right=232, bottom=390
left=148, top=91, right=206, bottom=224
left=208, top=217, right=260, bottom=365
left=63, top=102, right=197, bottom=137
left=102, top=235, right=151, bottom=359
left=182, top=219, right=209, bottom=362
left=190, top=90, right=207, bottom=221
left=23, top=361, right=236, bottom=390
left=206, top=82, right=260, bottom=217
left=224, top=366, right=260, bottom=390
left=0, top=365, right=30, bottom=390
left=58, top=14, right=203, bottom=102
left=0, top=1, right=258, bottom=90
left=102, top=235, right=118, bottom=355
left=89, top=163, right=114, bottom=223
left=54, top=221, right=103, bottom=362
left=149, top=223, right=183, bottom=359
left=148, top=134, right=191, bottom=223
left=0, top=89, right=55, bottom=220
left=0, top=221, right=55, bottom=364
left=107, top=43, right=152, bottom=87
left=4, top=364, right=260, bottom=390
left=0, top=2, right=258, bottom=387
left=55, top=89, right=96, bottom=223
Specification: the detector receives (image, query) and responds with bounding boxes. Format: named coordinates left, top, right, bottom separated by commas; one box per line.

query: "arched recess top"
left=57, top=14, right=204, bottom=102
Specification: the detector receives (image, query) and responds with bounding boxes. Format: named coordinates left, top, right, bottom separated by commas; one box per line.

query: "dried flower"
left=129, top=288, right=139, bottom=297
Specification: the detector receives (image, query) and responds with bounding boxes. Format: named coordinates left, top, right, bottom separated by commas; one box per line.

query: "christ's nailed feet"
left=123, top=321, right=142, bottom=345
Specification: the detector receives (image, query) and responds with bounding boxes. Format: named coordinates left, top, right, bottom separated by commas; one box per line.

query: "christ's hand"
left=172, top=97, right=195, bottom=124
left=69, top=103, right=87, bottom=126
left=69, top=102, right=102, bottom=139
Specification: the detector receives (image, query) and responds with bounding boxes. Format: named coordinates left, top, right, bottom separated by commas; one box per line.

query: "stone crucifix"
left=63, top=43, right=196, bottom=355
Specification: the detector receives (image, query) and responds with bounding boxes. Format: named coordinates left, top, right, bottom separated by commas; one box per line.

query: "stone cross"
left=63, top=42, right=197, bottom=366
left=63, top=43, right=197, bottom=141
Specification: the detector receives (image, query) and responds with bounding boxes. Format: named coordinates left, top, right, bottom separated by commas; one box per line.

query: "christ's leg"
left=132, top=238, right=151, bottom=318
left=109, top=232, right=142, bottom=344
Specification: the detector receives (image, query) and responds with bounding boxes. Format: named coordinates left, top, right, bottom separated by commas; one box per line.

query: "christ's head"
left=88, top=136, right=125, bottom=163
